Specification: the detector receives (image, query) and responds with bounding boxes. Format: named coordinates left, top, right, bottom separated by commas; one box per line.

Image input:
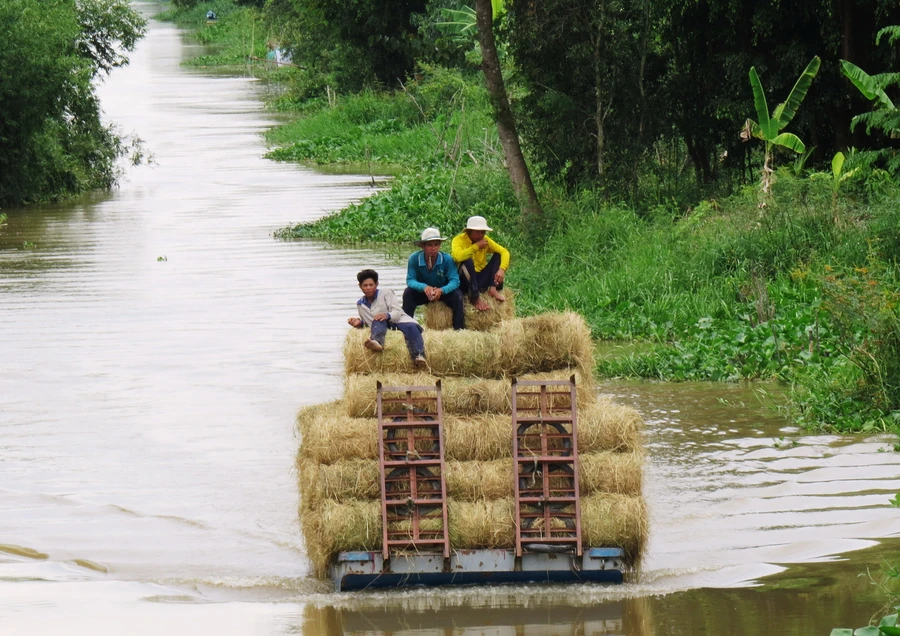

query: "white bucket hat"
left=416, top=227, right=447, bottom=246
left=465, top=215, right=493, bottom=232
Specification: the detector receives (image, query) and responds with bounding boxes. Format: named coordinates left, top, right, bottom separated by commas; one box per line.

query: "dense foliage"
left=0, top=0, right=146, bottom=207
left=505, top=0, right=900, bottom=198
left=160, top=1, right=900, bottom=434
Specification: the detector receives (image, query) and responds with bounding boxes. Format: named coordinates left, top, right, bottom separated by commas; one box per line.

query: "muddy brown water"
left=1, top=4, right=899, bottom=634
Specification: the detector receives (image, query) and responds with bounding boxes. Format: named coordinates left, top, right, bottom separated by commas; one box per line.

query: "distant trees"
left=0, top=0, right=146, bottom=206
left=260, top=0, right=900, bottom=200
left=265, top=0, right=428, bottom=89
left=503, top=0, right=900, bottom=198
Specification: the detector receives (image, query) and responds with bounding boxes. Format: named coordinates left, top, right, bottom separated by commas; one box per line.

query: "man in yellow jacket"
left=450, top=215, right=510, bottom=312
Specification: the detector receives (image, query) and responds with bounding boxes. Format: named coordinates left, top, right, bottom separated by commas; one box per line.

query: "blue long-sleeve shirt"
left=406, top=251, right=460, bottom=294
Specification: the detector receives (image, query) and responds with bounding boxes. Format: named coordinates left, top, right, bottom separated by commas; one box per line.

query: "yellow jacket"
left=451, top=231, right=510, bottom=272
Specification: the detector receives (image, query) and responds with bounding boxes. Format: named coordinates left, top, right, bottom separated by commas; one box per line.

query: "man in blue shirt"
left=402, top=227, right=465, bottom=330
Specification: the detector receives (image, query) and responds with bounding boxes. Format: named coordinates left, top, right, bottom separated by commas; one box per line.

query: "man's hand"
left=426, top=286, right=443, bottom=301
left=373, top=312, right=388, bottom=322
left=348, top=317, right=362, bottom=327
left=476, top=238, right=489, bottom=249
left=494, top=268, right=505, bottom=286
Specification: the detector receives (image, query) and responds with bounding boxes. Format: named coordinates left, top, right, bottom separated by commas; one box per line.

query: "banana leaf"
left=749, top=67, right=778, bottom=140
left=841, top=60, right=895, bottom=109
left=832, top=151, right=845, bottom=180
left=773, top=56, right=820, bottom=129
left=772, top=132, right=805, bottom=154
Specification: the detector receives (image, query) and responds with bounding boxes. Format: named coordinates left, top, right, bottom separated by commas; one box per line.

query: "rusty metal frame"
left=376, top=380, right=449, bottom=561
left=512, top=375, right=582, bottom=557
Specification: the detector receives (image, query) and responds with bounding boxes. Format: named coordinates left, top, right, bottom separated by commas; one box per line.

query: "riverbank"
left=158, top=2, right=900, bottom=437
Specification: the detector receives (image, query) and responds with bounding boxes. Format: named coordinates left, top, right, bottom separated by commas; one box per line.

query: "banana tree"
left=437, top=0, right=505, bottom=40
left=840, top=27, right=900, bottom=173
left=742, top=56, right=821, bottom=197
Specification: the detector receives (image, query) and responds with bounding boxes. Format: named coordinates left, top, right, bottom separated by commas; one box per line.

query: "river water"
left=1, top=4, right=899, bottom=634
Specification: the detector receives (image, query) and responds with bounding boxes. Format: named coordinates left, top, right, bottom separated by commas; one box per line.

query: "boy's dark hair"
left=357, top=269, right=379, bottom=285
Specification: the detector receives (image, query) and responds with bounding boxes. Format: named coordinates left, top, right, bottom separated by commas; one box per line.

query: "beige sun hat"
left=465, top=215, right=493, bottom=232
left=415, top=227, right=448, bottom=246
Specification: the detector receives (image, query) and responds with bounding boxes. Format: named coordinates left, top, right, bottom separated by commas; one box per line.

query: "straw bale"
left=300, top=498, right=382, bottom=578
left=497, top=312, right=595, bottom=376
left=300, top=493, right=647, bottom=577
left=344, top=328, right=501, bottom=376
left=301, top=395, right=640, bottom=466
left=342, top=312, right=595, bottom=378
left=445, top=460, right=511, bottom=500
left=298, top=458, right=381, bottom=510
left=343, top=369, right=596, bottom=419
left=297, top=401, right=378, bottom=465
left=578, top=397, right=645, bottom=454
left=299, top=452, right=643, bottom=507
left=447, top=499, right=517, bottom=548
left=423, top=289, right=516, bottom=331
left=581, top=493, right=649, bottom=565
left=578, top=451, right=644, bottom=496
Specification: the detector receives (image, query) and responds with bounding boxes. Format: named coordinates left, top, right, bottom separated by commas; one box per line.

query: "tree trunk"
left=593, top=30, right=608, bottom=185
left=474, top=0, right=543, bottom=224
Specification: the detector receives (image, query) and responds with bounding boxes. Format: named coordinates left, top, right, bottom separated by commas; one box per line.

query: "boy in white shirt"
left=348, top=269, right=427, bottom=368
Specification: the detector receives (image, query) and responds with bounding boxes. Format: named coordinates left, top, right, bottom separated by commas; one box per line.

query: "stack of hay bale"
left=297, top=307, right=648, bottom=579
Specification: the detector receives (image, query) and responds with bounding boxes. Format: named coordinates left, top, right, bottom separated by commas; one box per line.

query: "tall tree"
left=474, top=0, right=543, bottom=223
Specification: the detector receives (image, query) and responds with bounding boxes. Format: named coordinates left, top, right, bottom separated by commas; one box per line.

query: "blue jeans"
left=370, top=320, right=426, bottom=360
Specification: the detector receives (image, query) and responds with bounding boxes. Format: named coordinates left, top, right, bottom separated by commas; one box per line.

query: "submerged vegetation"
left=163, top=1, right=900, bottom=434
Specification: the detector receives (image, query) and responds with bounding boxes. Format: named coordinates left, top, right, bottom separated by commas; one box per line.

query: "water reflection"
left=302, top=595, right=653, bottom=636
left=295, top=539, right=899, bottom=635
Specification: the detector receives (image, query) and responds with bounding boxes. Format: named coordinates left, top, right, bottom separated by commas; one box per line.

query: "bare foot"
left=488, top=287, right=506, bottom=302
left=473, top=298, right=490, bottom=312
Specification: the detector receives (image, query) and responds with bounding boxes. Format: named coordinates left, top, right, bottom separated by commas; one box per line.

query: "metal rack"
left=511, top=375, right=582, bottom=557
left=376, top=380, right=450, bottom=560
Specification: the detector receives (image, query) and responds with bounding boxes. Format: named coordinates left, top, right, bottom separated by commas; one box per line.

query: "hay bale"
left=297, top=401, right=379, bottom=465
left=448, top=453, right=644, bottom=500
left=300, top=395, right=641, bottom=464
left=344, top=328, right=501, bottom=376
left=343, top=369, right=596, bottom=419
left=578, top=396, right=645, bottom=454
left=300, top=493, right=647, bottom=577
left=423, top=289, right=516, bottom=331
left=298, top=458, right=381, bottom=510
left=447, top=499, right=516, bottom=548
left=299, top=452, right=643, bottom=508
left=579, top=451, right=643, bottom=497
left=498, top=312, right=595, bottom=376
left=300, top=498, right=382, bottom=578
left=581, top=493, right=649, bottom=566
left=343, top=313, right=595, bottom=378
left=299, top=399, right=640, bottom=464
